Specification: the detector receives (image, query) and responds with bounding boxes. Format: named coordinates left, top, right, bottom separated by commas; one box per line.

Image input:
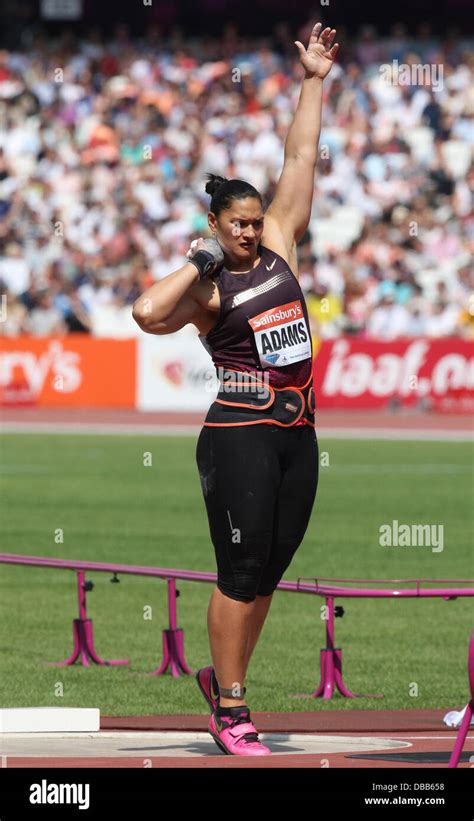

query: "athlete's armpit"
left=190, top=276, right=221, bottom=334
left=264, top=151, right=317, bottom=258
left=262, top=214, right=299, bottom=279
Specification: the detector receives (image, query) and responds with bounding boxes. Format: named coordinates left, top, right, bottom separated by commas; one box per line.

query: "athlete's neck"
left=226, top=254, right=261, bottom=274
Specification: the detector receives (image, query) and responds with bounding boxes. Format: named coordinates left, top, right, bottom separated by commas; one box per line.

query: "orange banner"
left=0, top=336, right=136, bottom=407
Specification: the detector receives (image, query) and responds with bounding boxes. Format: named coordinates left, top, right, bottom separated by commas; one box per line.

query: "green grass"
left=0, top=433, right=473, bottom=715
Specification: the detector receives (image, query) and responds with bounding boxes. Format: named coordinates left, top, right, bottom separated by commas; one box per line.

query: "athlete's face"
left=209, top=198, right=264, bottom=263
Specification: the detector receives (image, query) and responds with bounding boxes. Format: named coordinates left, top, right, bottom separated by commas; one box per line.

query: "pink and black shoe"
left=209, top=706, right=272, bottom=756
left=195, top=666, right=220, bottom=713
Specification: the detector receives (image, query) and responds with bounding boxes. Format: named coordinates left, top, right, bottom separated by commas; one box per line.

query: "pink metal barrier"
left=1, top=554, right=473, bottom=702
left=448, top=628, right=474, bottom=768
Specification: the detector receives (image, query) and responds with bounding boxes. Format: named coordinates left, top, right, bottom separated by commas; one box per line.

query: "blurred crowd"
left=0, top=21, right=472, bottom=340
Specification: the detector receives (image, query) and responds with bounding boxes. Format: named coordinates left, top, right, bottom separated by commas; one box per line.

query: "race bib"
left=248, top=300, right=311, bottom=368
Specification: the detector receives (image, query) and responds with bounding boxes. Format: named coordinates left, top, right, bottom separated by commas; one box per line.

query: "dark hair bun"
left=205, top=173, right=228, bottom=197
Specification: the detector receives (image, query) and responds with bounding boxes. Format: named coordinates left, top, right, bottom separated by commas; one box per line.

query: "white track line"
left=1, top=422, right=472, bottom=441
left=319, top=428, right=473, bottom=442
left=0, top=423, right=200, bottom=436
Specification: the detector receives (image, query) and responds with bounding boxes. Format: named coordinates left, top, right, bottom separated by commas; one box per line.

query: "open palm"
left=295, top=23, right=339, bottom=79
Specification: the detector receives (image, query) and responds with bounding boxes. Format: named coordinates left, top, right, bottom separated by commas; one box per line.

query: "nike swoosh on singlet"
left=266, top=258, right=276, bottom=270
left=231, top=270, right=293, bottom=308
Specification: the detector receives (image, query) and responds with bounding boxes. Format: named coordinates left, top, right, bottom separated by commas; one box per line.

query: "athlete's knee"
left=217, top=571, right=262, bottom=602
left=256, top=560, right=291, bottom=596
left=255, top=584, right=276, bottom=597
left=256, top=535, right=304, bottom=595
left=277, top=533, right=305, bottom=564
left=217, top=556, right=267, bottom=603
left=216, top=582, right=256, bottom=603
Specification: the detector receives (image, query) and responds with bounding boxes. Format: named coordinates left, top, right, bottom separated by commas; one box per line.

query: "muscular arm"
left=132, top=237, right=219, bottom=335
left=132, top=262, right=201, bottom=334
left=266, top=73, right=323, bottom=245
left=263, top=24, right=339, bottom=268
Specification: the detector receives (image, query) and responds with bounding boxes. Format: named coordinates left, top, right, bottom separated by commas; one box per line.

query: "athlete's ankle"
left=217, top=701, right=247, bottom=711
left=216, top=704, right=249, bottom=716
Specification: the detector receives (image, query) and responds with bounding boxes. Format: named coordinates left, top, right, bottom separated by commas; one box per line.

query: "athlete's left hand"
left=294, top=22, right=339, bottom=79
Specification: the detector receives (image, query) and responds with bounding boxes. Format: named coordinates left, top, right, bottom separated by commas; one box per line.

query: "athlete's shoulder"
left=258, top=244, right=281, bottom=263
left=259, top=244, right=297, bottom=278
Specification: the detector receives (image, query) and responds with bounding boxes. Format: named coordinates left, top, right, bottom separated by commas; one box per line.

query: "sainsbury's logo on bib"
left=248, top=300, right=312, bottom=368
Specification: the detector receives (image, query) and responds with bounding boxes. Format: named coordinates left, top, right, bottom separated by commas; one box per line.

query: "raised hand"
left=294, top=23, right=339, bottom=79
left=186, top=237, right=208, bottom=259
left=186, top=237, right=224, bottom=278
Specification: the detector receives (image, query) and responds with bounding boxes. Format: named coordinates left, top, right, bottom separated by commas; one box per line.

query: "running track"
left=3, top=710, right=472, bottom=768
left=1, top=407, right=472, bottom=440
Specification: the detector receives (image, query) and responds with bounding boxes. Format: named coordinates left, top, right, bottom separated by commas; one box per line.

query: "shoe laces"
left=219, top=709, right=259, bottom=744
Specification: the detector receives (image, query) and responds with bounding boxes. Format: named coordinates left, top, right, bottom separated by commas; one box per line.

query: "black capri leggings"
left=196, top=424, right=319, bottom=602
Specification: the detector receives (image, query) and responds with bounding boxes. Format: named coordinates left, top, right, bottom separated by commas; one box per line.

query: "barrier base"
left=148, top=629, right=194, bottom=678
left=291, top=648, right=385, bottom=700
left=47, top=619, right=128, bottom=667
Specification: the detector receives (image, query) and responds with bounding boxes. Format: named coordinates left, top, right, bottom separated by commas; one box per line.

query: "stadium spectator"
left=23, top=290, right=68, bottom=336
left=0, top=289, right=28, bottom=336
left=0, top=24, right=471, bottom=338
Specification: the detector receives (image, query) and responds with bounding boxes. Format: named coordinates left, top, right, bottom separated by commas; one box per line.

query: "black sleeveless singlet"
left=199, top=243, right=313, bottom=390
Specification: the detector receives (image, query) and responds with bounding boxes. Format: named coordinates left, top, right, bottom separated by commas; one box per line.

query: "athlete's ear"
left=208, top=212, right=218, bottom=234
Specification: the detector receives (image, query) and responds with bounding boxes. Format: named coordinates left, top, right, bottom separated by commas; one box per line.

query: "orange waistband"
left=204, top=370, right=315, bottom=428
